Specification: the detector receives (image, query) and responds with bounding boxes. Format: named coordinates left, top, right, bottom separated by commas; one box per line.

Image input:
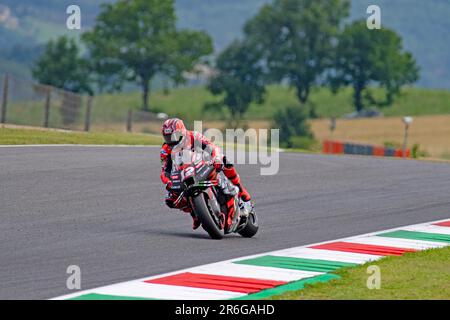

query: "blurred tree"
left=331, top=20, right=420, bottom=112
left=32, top=36, right=92, bottom=126
left=32, top=36, right=92, bottom=94
left=82, top=0, right=213, bottom=111
left=244, top=0, right=350, bottom=105
left=206, top=40, right=266, bottom=126
left=273, top=105, right=313, bottom=148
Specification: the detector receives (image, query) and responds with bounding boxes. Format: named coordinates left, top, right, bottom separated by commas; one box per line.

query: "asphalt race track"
left=1, top=146, right=450, bottom=299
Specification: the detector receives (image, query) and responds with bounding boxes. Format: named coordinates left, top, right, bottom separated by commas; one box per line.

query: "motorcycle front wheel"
left=192, top=193, right=223, bottom=240
left=238, top=211, right=259, bottom=238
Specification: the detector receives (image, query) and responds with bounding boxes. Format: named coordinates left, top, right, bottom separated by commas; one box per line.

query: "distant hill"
left=0, top=0, right=449, bottom=89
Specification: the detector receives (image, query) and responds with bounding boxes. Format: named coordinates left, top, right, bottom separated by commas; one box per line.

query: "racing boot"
left=168, top=195, right=199, bottom=230
left=181, top=206, right=199, bottom=230
left=223, top=165, right=251, bottom=202
left=190, top=212, right=201, bottom=230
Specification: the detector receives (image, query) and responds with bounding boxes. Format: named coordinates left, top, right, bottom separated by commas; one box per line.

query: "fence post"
left=84, top=96, right=93, bottom=132
left=126, top=109, right=133, bottom=132
left=1, top=74, right=9, bottom=124
left=43, top=86, right=51, bottom=128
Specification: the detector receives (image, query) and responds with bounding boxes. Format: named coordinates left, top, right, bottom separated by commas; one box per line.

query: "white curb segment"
left=52, top=217, right=450, bottom=300
left=344, top=236, right=445, bottom=250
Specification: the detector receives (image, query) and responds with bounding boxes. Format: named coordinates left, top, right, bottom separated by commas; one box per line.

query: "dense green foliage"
left=31, top=36, right=92, bottom=125
left=350, top=0, right=450, bottom=89
left=212, top=0, right=417, bottom=115
left=244, top=0, right=350, bottom=104
left=32, top=36, right=92, bottom=94
left=82, top=0, right=212, bottom=111
left=331, top=20, right=419, bottom=111
left=207, top=40, right=266, bottom=124
left=0, top=0, right=448, bottom=88
left=273, top=105, right=313, bottom=148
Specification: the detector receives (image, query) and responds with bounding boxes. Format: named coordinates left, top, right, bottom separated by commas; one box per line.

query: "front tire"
left=238, top=211, right=259, bottom=238
left=192, top=193, right=223, bottom=240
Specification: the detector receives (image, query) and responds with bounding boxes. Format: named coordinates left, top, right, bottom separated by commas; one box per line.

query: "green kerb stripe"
left=232, top=274, right=340, bottom=300
left=377, top=230, right=450, bottom=243
left=68, top=293, right=156, bottom=300
left=233, top=255, right=356, bottom=272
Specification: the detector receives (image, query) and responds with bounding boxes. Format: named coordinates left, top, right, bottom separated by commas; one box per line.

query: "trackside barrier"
left=323, top=140, right=410, bottom=158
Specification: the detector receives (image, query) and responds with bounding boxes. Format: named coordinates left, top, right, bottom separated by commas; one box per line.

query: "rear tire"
left=238, top=211, right=259, bottom=238
left=192, top=193, right=223, bottom=240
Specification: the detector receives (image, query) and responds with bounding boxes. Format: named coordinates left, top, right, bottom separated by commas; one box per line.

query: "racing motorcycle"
left=169, top=145, right=259, bottom=240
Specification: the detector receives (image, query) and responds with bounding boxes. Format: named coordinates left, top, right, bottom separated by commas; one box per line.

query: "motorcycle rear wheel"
left=192, top=193, right=223, bottom=240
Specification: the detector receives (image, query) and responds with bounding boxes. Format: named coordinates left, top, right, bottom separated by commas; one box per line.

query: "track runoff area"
left=54, top=218, right=450, bottom=301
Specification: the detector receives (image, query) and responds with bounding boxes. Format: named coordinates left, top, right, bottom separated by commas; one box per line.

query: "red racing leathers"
left=160, top=131, right=251, bottom=224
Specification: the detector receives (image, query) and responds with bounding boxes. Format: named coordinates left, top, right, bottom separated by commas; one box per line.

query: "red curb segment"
left=434, top=220, right=450, bottom=227
left=144, top=272, right=287, bottom=293
left=309, top=241, right=417, bottom=256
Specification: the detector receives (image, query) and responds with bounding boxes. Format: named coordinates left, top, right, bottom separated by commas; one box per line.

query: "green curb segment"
left=58, top=219, right=450, bottom=300
left=234, top=255, right=356, bottom=272
left=377, top=230, right=450, bottom=243
left=68, top=293, right=155, bottom=300
left=232, top=274, right=340, bottom=300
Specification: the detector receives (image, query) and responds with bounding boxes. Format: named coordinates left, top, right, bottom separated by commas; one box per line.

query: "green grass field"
left=0, top=127, right=162, bottom=145
left=92, top=85, right=450, bottom=123
left=5, top=85, right=450, bottom=133
left=268, top=246, right=450, bottom=300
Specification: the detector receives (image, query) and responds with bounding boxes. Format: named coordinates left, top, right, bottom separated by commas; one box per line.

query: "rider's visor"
left=163, top=131, right=183, bottom=145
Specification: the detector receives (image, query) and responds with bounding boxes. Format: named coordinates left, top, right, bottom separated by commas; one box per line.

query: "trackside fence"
left=0, top=73, right=163, bottom=134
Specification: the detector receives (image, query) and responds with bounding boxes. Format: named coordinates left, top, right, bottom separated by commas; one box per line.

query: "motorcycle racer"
left=160, top=118, right=252, bottom=230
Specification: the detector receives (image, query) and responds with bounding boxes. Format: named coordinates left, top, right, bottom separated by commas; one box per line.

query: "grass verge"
left=0, top=127, right=162, bottom=145
left=88, top=85, right=450, bottom=123
left=268, top=246, right=450, bottom=300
